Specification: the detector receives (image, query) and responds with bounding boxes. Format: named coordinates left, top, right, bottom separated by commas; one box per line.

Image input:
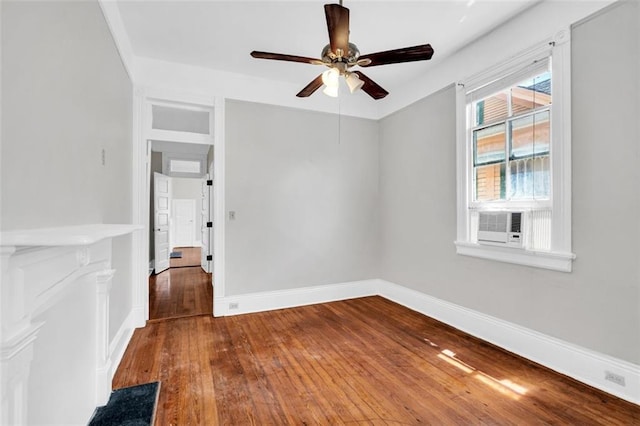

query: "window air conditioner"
left=477, top=211, right=523, bottom=247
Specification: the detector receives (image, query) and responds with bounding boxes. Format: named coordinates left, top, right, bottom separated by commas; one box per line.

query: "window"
left=455, top=33, right=575, bottom=272
left=146, top=99, right=214, bottom=146
left=152, top=104, right=211, bottom=135
left=162, top=153, right=207, bottom=179
left=170, top=159, right=201, bottom=174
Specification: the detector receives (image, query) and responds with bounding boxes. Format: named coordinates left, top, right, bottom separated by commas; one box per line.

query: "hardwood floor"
left=170, top=246, right=202, bottom=268
left=114, top=296, right=640, bottom=425
left=149, top=265, right=212, bottom=320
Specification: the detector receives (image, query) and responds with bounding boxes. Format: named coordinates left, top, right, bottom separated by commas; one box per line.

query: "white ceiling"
left=116, top=0, right=541, bottom=96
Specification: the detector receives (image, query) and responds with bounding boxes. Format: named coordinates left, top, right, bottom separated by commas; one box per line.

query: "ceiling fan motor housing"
left=322, top=42, right=360, bottom=67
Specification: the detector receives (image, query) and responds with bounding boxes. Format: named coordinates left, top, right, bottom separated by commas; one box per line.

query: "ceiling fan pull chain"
left=338, top=96, right=341, bottom=145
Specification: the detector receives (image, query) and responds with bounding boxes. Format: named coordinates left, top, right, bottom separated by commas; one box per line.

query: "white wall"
left=1, top=0, right=134, bottom=340
left=378, top=1, right=639, bottom=365
left=225, top=100, right=380, bottom=295
left=1, top=0, right=134, bottom=423
left=1, top=3, right=132, bottom=231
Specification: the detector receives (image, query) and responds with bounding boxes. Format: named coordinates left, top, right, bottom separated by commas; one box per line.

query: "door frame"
left=200, top=171, right=213, bottom=273
left=131, top=88, right=225, bottom=325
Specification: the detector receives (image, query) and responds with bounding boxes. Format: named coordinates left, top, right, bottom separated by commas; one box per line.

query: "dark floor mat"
left=88, top=382, right=160, bottom=426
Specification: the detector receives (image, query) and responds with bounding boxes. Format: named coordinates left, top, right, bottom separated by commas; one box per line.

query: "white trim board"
left=98, top=0, right=136, bottom=81
left=214, top=279, right=378, bottom=317
left=96, top=308, right=137, bottom=405
left=216, top=278, right=640, bottom=405
left=107, top=309, right=137, bottom=388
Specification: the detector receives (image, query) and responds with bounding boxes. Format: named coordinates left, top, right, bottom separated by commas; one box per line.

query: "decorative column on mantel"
left=0, top=224, right=141, bottom=426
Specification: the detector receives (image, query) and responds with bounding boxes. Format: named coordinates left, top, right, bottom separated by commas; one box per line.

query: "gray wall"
left=2, top=0, right=134, bottom=374
left=378, top=1, right=639, bottom=364
left=225, top=100, right=380, bottom=295
left=1, top=1, right=132, bottom=231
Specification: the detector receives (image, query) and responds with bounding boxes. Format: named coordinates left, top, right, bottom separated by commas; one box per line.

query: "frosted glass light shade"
left=323, top=85, right=339, bottom=97
left=345, top=73, right=364, bottom=94
left=322, top=68, right=340, bottom=87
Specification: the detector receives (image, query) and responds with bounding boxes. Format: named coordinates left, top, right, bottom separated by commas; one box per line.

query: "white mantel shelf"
left=1, top=223, right=142, bottom=425
left=0, top=224, right=142, bottom=247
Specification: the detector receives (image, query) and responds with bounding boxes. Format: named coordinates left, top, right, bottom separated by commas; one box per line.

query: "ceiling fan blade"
left=296, top=75, right=325, bottom=98
left=324, top=4, right=350, bottom=57
left=358, top=44, right=434, bottom=67
left=251, top=51, right=324, bottom=65
left=353, top=71, right=389, bottom=100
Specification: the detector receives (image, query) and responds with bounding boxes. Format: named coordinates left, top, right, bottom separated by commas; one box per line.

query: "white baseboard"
left=107, top=309, right=137, bottom=388
left=214, top=279, right=378, bottom=317
left=131, top=305, right=147, bottom=329
left=214, top=277, right=639, bottom=404
left=376, top=279, right=640, bottom=405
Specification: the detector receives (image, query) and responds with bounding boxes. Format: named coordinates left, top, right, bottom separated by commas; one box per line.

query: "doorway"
left=132, top=93, right=223, bottom=326
left=149, top=141, right=214, bottom=320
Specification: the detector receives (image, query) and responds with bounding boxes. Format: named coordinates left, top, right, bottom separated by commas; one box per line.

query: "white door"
left=201, top=178, right=212, bottom=273
left=173, top=199, right=195, bottom=247
left=154, top=172, right=172, bottom=274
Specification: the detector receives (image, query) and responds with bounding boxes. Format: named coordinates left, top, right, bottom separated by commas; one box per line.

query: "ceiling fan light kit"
left=323, top=85, right=339, bottom=98
left=345, top=73, right=364, bottom=94
left=322, top=68, right=340, bottom=89
left=250, top=2, right=434, bottom=100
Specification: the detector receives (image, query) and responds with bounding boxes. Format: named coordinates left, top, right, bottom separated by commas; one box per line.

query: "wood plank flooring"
left=170, top=246, right=202, bottom=268
left=149, top=265, right=212, bottom=320
left=114, top=296, right=640, bottom=424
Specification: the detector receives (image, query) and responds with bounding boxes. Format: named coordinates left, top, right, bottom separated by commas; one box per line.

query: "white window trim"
left=455, top=29, right=575, bottom=272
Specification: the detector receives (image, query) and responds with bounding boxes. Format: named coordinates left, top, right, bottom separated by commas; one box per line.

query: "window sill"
left=454, top=241, right=575, bottom=272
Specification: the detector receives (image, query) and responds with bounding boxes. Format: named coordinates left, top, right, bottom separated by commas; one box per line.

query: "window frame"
left=454, top=30, right=575, bottom=272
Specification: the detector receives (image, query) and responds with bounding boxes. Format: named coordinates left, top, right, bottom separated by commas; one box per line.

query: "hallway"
left=150, top=247, right=213, bottom=320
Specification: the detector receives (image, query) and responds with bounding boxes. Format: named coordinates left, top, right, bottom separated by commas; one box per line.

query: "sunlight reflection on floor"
left=436, top=346, right=528, bottom=400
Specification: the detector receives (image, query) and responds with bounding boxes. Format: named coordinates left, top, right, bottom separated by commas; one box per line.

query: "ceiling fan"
left=250, top=1, right=434, bottom=100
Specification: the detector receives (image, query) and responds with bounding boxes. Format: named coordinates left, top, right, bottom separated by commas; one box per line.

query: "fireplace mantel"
left=1, top=224, right=141, bottom=247
left=0, top=223, right=141, bottom=425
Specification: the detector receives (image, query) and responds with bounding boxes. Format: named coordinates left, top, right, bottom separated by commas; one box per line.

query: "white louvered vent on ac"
left=478, top=211, right=523, bottom=247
